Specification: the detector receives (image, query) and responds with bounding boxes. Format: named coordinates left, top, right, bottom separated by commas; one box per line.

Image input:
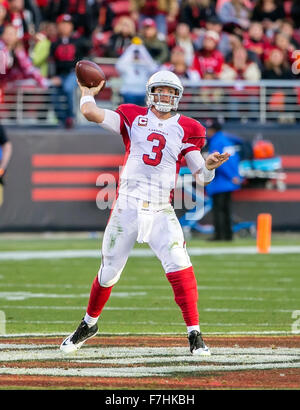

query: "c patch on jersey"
left=138, top=117, right=148, bottom=126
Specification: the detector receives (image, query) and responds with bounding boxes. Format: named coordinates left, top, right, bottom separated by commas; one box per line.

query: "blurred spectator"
left=226, top=31, right=263, bottom=67
left=64, top=0, right=96, bottom=38
left=0, top=23, right=48, bottom=87
left=271, top=31, right=296, bottom=65
left=262, top=48, right=294, bottom=79
left=192, top=30, right=224, bottom=78
left=291, top=0, right=300, bottom=29
left=0, top=123, right=12, bottom=206
left=116, top=38, right=158, bottom=105
left=218, top=0, right=250, bottom=30
left=160, top=45, right=201, bottom=85
left=0, top=124, right=12, bottom=183
left=7, top=0, right=34, bottom=50
left=0, top=1, right=8, bottom=36
left=220, top=46, right=261, bottom=119
left=279, top=19, right=300, bottom=49
left=204, top=118, right=242, bottom=241
left=7, top=0, right=41, bottom=50
left=140, top=18, right=169, bottom=64
left=31, top=21, right=57, bottom=77
left=37, top=1, right=97, bottom=37
left=36, top=0, right=65, bottom=22
left=105, top=16, right=136, bottom=58
left=251, top=0, right=285, bottom=35
left=91, top=29, right=112, bottom=58
left=24, top=0, right=42, bottom=31
left=194, top=15, right=232, bottom=58
left=220, top=46, right=261, bottom=81
left=93, top=0, right=115, bottom=33
left=243, top=21, right=271, bottom=65
left=130, top=0, right=179, bottom=38
left=167, top=22, right=196, bottom=66
left=178, top=0, right=217, bottom=34
left=49, top=14, right=91, bottom=128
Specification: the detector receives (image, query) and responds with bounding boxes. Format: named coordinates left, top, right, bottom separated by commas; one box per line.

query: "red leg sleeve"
left=86, top=275, right=113, bottom=318
left=166, top=266, right=199, bottom=327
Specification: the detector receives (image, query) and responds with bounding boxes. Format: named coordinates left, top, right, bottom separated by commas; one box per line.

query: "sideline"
left=1, top=246, right=300, bottom=260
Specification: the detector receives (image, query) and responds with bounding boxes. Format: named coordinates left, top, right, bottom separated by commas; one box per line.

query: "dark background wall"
left=0, top=124, right=299, bottom=231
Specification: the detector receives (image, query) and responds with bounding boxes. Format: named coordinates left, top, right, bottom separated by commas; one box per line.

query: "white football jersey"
left=113, top=104, right=206, bottom=204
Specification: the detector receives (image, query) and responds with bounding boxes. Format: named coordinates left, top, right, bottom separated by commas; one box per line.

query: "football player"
left=60, top=71, right=229, bottom=355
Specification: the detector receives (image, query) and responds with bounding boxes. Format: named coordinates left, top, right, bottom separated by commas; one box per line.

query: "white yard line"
left=0, top=346, right=299, bottom=377
left=0, top=305, right=296, bottom=313
left=0, top=330, right=294, bottom=337
left=0, top=246, right=300, bottom=260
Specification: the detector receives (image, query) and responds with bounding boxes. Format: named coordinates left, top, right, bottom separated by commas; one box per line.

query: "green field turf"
left=0, top=235, right=300, bottom=336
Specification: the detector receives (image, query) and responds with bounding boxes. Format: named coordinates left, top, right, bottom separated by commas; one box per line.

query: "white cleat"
left=188, top=330, right=211, bottom=356
left=193, top=346, right=211, bottom=356
left=60, top=319, right=98, bottom=354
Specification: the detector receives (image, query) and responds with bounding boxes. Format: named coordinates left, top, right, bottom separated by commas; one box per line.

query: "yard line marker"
left=2, top=363, right=300, bottom=378
left=0, top=291, right=147, bottom=301
left=0, top=344, right=300, bottom=378
left=1, top=246, right=300, bottom=260
left=0, top=305, right=295, bottom=313
left=0, top=330, right=294, bottom=337
left=0, top=305, right=176, bottom=311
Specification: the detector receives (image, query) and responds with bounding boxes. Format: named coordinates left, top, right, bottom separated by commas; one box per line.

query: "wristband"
left=80, top=95, right=96, bottom=109
left=203, top=166, right=215, bottom=183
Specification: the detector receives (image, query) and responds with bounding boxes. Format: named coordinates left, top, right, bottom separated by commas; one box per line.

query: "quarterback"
left=60, top=70, right=230, bottom=355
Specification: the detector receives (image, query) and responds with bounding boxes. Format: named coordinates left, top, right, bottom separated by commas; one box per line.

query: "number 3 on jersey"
left=142, top=133, right=166, bottom=166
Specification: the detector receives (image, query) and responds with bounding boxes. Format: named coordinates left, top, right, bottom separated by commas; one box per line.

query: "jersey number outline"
left=142, top=133, right=166, bottom=166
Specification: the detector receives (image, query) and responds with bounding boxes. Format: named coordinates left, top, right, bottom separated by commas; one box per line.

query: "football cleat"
left=188, top=330, right=211, bottom=356
left=60, top=319, right=98, bottom=353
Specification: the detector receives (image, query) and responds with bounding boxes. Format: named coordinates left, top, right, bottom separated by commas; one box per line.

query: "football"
left=75, top=60, right=106, bottom=88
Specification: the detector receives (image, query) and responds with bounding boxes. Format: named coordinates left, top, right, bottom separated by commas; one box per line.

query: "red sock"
left=166, top=266, right=199, bottom=327
left=86, top=275, right=113, bottom=318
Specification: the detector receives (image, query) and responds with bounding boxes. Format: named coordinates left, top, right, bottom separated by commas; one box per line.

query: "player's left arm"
left=182, top=120, right=230, bottom=186
left=185, top=150, right=230, bottom=186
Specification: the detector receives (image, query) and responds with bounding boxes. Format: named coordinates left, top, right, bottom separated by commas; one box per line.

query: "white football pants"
left=98, top=194, right=192, bottom=287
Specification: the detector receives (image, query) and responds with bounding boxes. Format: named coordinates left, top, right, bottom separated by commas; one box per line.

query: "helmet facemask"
left=146, top=86, right=182, bottom=112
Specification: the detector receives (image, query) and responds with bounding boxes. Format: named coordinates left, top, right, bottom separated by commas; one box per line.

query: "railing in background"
left=0, top=79, right=299, bottom=125
left=177, top=80, right=300, bottom=124
left=0, top=80, right=67, bottom=125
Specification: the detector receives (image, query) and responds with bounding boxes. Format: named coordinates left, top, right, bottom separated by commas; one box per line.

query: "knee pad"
left=97, top=259, right=124, bottom=287
left=164, top=244, right=192, bottom=273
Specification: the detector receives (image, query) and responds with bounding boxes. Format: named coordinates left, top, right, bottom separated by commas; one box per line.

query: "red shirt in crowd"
left=191, top=49, right=224, bottom=78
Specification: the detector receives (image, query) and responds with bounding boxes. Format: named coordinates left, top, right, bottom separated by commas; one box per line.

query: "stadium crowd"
left=0, top=0, right=299, bottom=127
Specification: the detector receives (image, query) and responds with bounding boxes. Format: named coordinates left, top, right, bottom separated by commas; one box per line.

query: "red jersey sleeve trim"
left=116, top=104, right=148, bottom=128
left=178, top=115, right=206, bottom=153
left=181, top=146, right=200, bottom=157
left=115, top=104, right=148, bottom=151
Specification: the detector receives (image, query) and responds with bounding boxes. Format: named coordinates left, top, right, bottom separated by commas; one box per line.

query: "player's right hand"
left=77, top=80, right=105, bottom=97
